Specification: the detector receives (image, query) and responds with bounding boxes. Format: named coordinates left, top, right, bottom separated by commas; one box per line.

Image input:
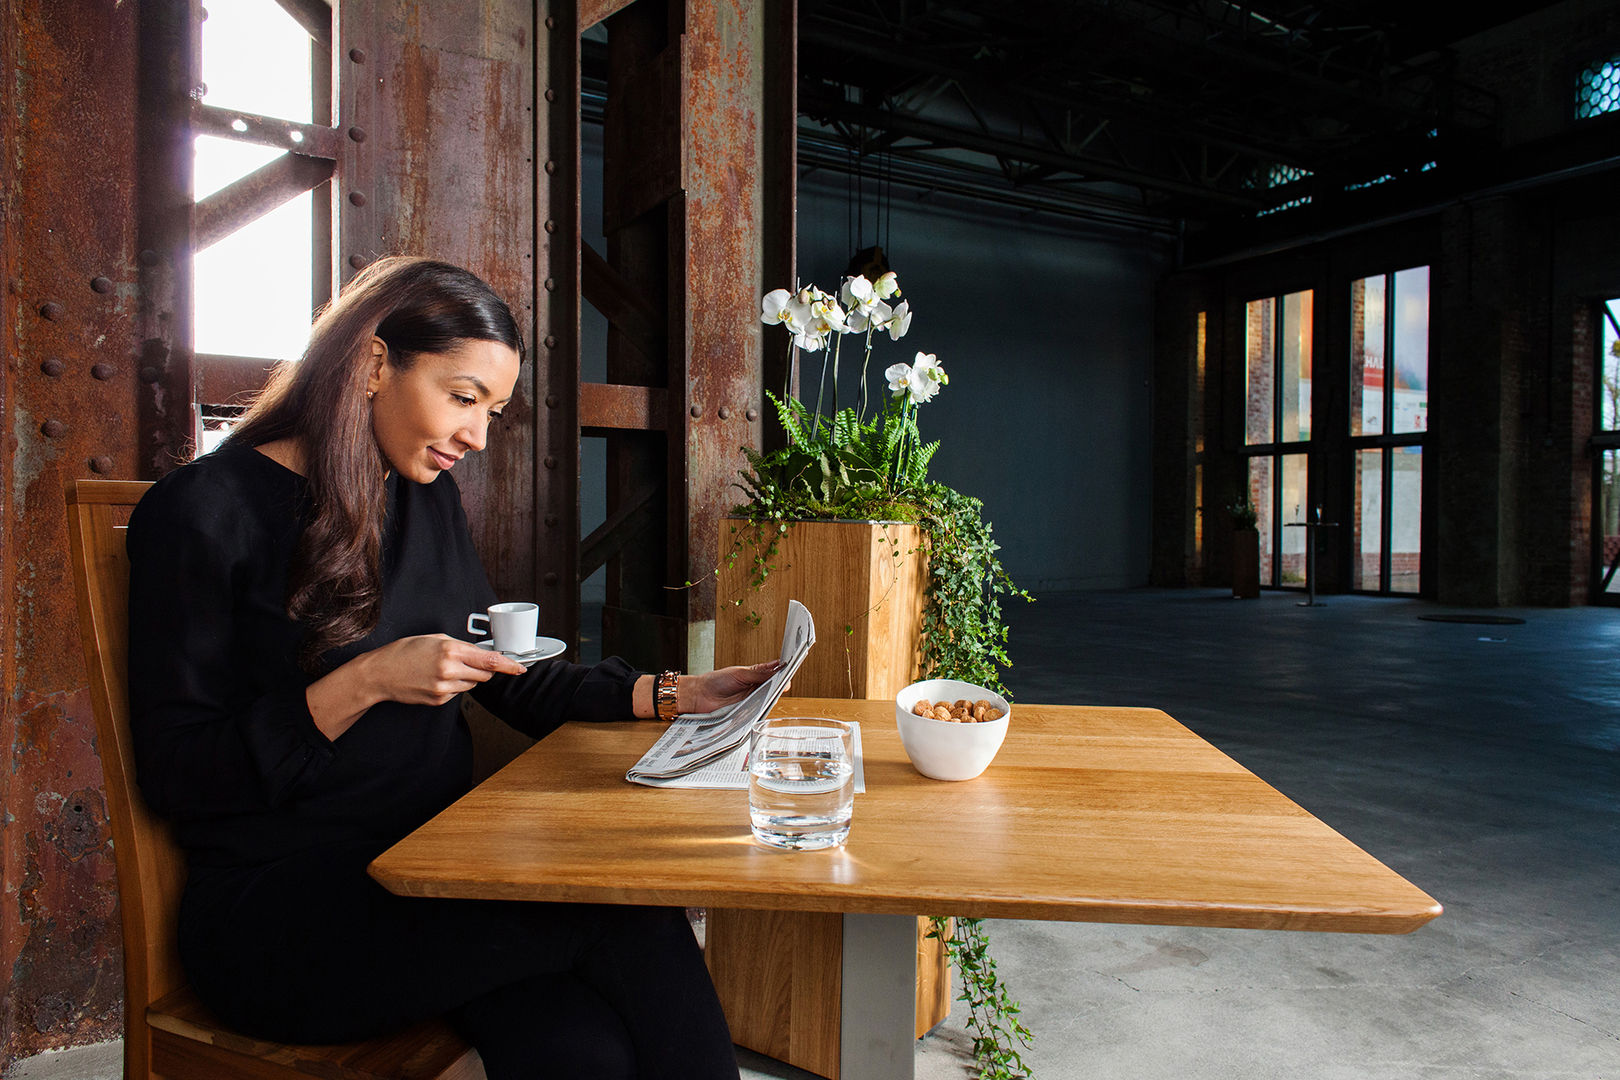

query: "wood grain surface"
left=714, top=521, right=926, bottom=699
left=371, top=698, right=1441, bottom=934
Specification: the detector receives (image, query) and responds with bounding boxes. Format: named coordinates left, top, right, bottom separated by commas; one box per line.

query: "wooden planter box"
left=709, top=519, right=950, bottom=1076
left=715, top=518, right=926, bottom=698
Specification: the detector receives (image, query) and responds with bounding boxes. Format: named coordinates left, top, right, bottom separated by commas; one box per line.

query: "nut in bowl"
left=895, top=679, right=1011, bottom=781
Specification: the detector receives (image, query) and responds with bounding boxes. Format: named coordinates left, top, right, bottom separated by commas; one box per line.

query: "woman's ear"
left=365, top=337, right=388, bottom=398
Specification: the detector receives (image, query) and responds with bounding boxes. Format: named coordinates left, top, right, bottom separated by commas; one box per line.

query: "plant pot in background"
left=1232, top=528, right=1260, bottom=599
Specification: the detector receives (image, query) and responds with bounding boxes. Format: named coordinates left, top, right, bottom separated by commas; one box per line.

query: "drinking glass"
left=748, top=717, right=854, bottom=850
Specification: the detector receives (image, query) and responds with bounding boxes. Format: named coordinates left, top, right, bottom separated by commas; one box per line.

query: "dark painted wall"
left=792, top=177, right=1173, bottom=592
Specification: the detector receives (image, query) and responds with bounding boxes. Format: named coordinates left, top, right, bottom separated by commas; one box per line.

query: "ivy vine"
left=929, top=916, right=1036, bottom=1078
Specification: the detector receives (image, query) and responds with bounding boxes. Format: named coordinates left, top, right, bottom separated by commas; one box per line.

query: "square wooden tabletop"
left=369, top=698, right=1441, bottom=934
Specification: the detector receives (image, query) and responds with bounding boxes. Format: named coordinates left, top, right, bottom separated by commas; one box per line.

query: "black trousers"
left=179, top=841, right=739, bottom=1080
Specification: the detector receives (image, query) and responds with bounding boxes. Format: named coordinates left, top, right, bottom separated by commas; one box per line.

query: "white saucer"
left=476, top=637, right=566, bottom=666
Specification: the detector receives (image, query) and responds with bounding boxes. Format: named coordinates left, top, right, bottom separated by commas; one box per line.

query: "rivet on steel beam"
left=90, top=276, right=113, bottom=294
left=544, top=455, right=557, bottom=469
left=545, top=394, right=559, bottom=408
left=348, top=126, right=367, bottom=143
left=90, top=456, right=115, bottom=475
left=40, top=358, right=65, bottom=377
left=348, top=191, right=367, bottom=207
left=39, top=301, right=63, bottom=321
left=139, top=366, right=162, bottom=383
left=41, top=419, right=65, bottom=438
left=349, top=47, right=366, bottom=63
left=746, top=407, right=759, bottom=421
left=718, top=406, right=731, bottom=420
left=545, top=15, right=556, bottom=30
left=690, top=404, right=702, bottom=418
left=544, top=335, right=557, bottom=349
left=544, top=160, right=556, bottom=175
left=544, top=514, right=559, bottom=527
left=544, top=571, right=559, bottom=586
left=91, top=363, right=117, bottom=381
left=138, top=249, right=161, bottom=267
left=543, top=278, right=555, bottom=292
left=544, top=220, right=556, bottom=234
left=544, top=88, right=556, bottom=103
left=349, top=255, right=368, bottom=269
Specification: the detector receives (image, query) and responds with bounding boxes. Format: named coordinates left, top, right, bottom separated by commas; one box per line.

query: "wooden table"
left=370, top=699, right=1441, bottom=1079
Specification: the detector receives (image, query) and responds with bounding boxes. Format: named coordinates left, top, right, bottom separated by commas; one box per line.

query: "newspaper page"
left=625, top=599, right=816, bottom=787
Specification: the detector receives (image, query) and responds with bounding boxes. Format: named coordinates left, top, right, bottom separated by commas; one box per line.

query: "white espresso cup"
left=467, top=602, right=539, bottom=654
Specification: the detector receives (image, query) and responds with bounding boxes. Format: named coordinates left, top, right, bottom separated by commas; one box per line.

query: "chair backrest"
left=64, top=480, right=188, bottom=1019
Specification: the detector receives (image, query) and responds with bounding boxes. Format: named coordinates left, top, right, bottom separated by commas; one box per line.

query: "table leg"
left=839, top=913, right=918, bottom=1080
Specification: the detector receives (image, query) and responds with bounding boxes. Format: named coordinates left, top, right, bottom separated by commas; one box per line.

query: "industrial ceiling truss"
left=790, top=0, right=1538, bottom=230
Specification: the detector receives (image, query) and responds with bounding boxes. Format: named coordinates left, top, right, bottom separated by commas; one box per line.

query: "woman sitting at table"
left=126, top=255, right=767, bottom=1080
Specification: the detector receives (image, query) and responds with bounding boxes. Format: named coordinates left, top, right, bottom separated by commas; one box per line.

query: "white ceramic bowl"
left=895, top=679, right=1011, bottom=781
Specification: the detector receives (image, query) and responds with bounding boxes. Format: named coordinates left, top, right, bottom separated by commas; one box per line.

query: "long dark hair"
left=229, top=256, right=524, bottom=671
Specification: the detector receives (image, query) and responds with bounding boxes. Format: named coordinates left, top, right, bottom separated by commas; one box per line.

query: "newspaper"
left=625, top=722, right=864, bottom=792
left=626, top=599, right=817, bottom=788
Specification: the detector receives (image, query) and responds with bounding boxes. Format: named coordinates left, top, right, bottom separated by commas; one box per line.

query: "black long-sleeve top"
left=126, top=440, right=638, bottom=869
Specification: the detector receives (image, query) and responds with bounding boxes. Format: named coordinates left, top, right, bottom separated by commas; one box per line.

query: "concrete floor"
left=11, top=589, right=1618, bottom=1079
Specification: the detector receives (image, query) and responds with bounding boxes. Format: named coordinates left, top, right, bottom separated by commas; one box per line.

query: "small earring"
left=366, top=390, right=375, bottom=400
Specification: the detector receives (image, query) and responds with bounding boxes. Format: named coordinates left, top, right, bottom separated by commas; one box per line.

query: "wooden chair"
left=64, top=479, right=484, bottom=1080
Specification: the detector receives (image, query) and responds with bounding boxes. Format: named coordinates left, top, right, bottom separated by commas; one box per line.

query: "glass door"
left=1349, top=267, right=1428, bottom=594
left=1244, top=289, right=1313, bottom=587
left=1593, top=299, right=1620, bottom=600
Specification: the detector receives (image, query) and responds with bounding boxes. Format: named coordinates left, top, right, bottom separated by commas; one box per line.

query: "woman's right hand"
left=306, top=633, right=527, bottom=739
left=365, top=633, right=527, bottom=705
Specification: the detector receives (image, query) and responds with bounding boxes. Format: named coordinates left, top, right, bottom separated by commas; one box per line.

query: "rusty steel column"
left=335, top=0, right=541, bottom=606
left=576, top=0, right=783, bottom=673
left=680, top=0, right=778, bottom=669
left=0, top=0, right=178, bottom=1065
left=537, top=0, right=583, bottom=654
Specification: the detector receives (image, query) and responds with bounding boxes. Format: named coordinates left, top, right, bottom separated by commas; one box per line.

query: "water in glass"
left=748, top=720, right=853, bottom=850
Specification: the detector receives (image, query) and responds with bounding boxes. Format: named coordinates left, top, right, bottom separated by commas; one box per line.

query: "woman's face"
left=368, top=337, right=521, bottom=484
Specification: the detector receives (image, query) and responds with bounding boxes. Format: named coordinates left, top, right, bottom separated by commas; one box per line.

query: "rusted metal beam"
left=191, top=101, right=343, bottom=160
left=193, top=152, right=335, bottom=252
left=336, top=0, right=539, bottom=610
left=579, top=480, right=660, bottom=579
left=1, top=0, right=154, bottom=1064
left=598, top=0, right=684, bottom=670
left=196, top=353, right=280, bottom=406
left=136, top=0, right=198, bottom=478
left=580, top=382, right=670, bottom=431
left=580, top=0, right=637, bottom=32
left=537, top=0, right=583, bottom=653
left=273, top=0, right=332, bottom=48
left=681, top=0, right=772, bottom=636
left=601, top=39, right=682, bottom=233
left=582, top=239, right=663, bottom=360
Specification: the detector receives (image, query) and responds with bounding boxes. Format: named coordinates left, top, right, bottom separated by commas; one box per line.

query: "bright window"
left=1576, top=55, right=1620, bottom=119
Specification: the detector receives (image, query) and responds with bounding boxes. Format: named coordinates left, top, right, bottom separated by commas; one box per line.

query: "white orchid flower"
left=761, top=288, right=811, bottom=333
left=846, top=299, right=893, bottom=335
left=885, top=362, right=913, bottom=397
left=840, top=275, right=878, bottom=317
left=884, top=300, right=912, bottom=341
left=873, top=271, right=901, bottom=299
left=808, top=294, right=847, bottom=334
left=913, top=351, right=947, bottom=385
left=794, top=326, right=828, bottom=352
left=906, top=352, right=947, bottom=403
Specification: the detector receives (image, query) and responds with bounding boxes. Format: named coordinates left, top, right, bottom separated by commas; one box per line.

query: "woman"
left=126, top=256, right=766, bottom=1079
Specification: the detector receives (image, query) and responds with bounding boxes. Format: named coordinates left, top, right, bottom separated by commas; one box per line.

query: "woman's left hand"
left=682, top=661, right=784, bottom=715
